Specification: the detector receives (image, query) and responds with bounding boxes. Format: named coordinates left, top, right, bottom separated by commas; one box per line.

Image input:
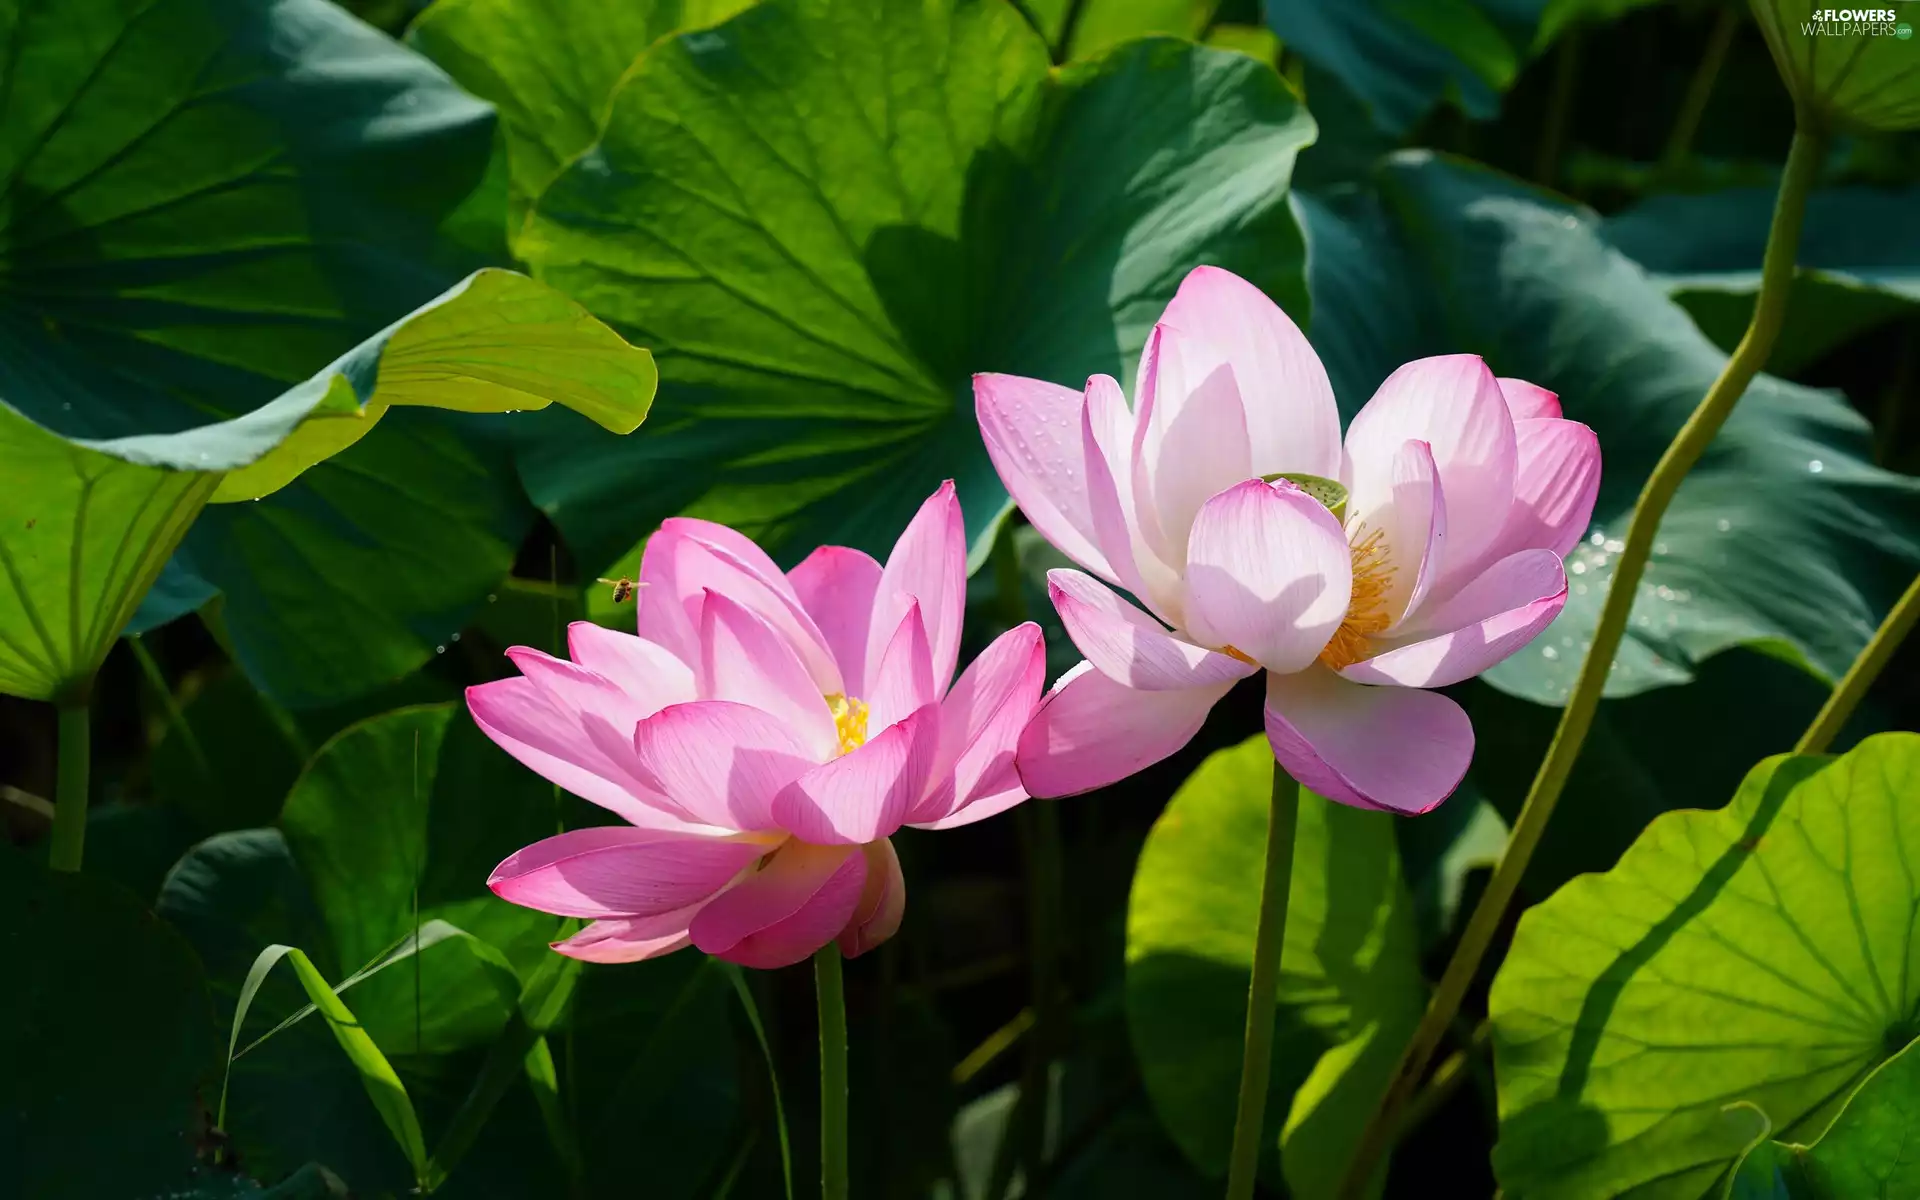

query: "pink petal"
left=974, top=373, right=1114, bottom=579
left=631, top=701, right=814, bottom=831
left=468, top=657, right=688, bottom=831
left=1263, top=668, right=1473, bottom=816
left=1014, top=661, right=1234, bottom=798
left=1156, top=265, right=1344, bottom=481
left=788, top=546, right=884, bottom=696
left=700, top=591, right=837, bottom=761
left=637, top=519, right=843, bottom=695
left=550, top=906, right=701, bottom=963
left=1182, top=480, right=1353, bottom=673
left=1048, top=568, right=1258, bottom=691
left=1497, top=377, right=1561, bottom=420
left=1141, top=325, right=1252, bottom=564
left=869, top=482, right=967, bottom=695
left=865, top=602, right=935, bottom=731
left=488, top=826, right=767, bottom=918
left=1127, top=326, right=1182, bottom=571
left=690, top=840, right=868, bottom=969
left=908, top=622, right=1046, bottom=828
left=1358, top=550, right=1569, bottom=690
left=1346, top=356, right=1518, bottom=592
left=772, top=704, right=939, bottom=843
left=1346, top=439, right=1448, bottom=631
left=1500, top=418, right=1601, bottom=560
left=1084, top=373, right=1173, bottom=618
left=838, top=839, right=905, bottom=958
left=566, top=622, right=695, bottom=715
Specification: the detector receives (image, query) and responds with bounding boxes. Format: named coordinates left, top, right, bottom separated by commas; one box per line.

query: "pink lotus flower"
left=467, top=484, right=1045, bottom=968
left=975, top=267, right=1599, bottom=815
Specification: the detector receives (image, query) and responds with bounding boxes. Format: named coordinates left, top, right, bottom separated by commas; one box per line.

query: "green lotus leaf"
left=0, top=269, right=653, bottom=703
left=1126, top=734, right=1425, bottom=1199
left=1489, top=732, right=1920, bottom=1199
left=512, top=0, right=1316, bottom=575
left=1751, top=0, right=1920, bottom=133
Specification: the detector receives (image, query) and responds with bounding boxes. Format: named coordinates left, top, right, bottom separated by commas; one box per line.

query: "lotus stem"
left=1797, top=572, right=1920, bottom=755
left=1224, top=760, right=1301, bottom=1200
left=49, top=698, right=91, bottom=872
left=814, top=944, right=850, bottom=1200
left=1335, top=111, right=1827, bottom=1198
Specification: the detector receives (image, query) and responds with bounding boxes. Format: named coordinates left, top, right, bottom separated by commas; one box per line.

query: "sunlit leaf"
left=1751, top=0, right=1920, bottom=132
left=1489, top=733, right=1920, bottom=1199
left=1125, top=734, right=1425, bottom=1199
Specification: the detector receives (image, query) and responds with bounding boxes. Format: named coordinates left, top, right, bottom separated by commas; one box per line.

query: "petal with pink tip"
left=1049, top=568, right=1257, bottom=691
left=1141, top=327, right=1252, bottom=562
left=550, top=906, right=701, bottom=963
left=468, top=657, right=690, bottom=831
left=488, top=826, right=767, bottom=918
left=772, top=704, right=939, bottom=843
left=838, top=839, right=905, bottom=958
left=1500, top=418, right=1601, bottom=560
left=1015, top=661, right=1235, bottom=798
left=789, top=546, right=884, bottom=696
left=974, top=373, right=1114, bottom=579
left=637, top=519, right=842, bottom=695
left=1183, top=480, right=1353, bottom=673
left=700, top=591, right=838, bottom=760
left=1263, top=668, right=1473, bottom=815
left=1157, top=265, right=1344, bottom=481
left=1084, top=373, right=1168, bottom=617
left=865, top=602, right=935, bottom=731
left=1367, top=550, right=1568, bottom=686
left=690, top=841, right=868, bottom=969
left=631, top=701, right=814, bottom=831
left=1346, top=355, right=1518, bottom=589
left=869, top=482, right=966, bottom=694
left=907, top=622, right=1046, bottom=827
left=566, top=622, right=695, bottom=715
left=1497, top=377, right=1561, bottom=420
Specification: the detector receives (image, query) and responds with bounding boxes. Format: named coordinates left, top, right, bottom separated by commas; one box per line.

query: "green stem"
left=1334, top=115, right=1828, bottom=1200
left=1796, top=571, right=1920, bottom=755
left=1533, top=26, right=1583, bottom=188
left=49, top=699, right=91, bottom=872
left=1660, top=4, right=1739, bottom=172
left=129, top=637, right=209, bottom=781
left=1224, top=762, right=1301, bottom=1200
left=814, top=944, right=849, bottom=1200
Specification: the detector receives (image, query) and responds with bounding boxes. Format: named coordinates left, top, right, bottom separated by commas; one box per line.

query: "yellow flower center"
left=827, top=694, right=869, bottom=756
left=1318, top=524, right=1396, bottom=671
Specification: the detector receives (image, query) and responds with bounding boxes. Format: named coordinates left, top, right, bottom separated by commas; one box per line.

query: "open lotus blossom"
left=975, top=266, right=1600, bottom=815
left=467, top=483, right=1045, bottom=968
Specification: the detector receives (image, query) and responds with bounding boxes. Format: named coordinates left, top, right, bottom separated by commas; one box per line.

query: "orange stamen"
left=1318, top=524, right=1396, bottom=670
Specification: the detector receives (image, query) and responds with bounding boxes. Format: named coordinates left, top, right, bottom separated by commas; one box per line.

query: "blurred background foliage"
left=2, top=0, right=1917, bottom=1196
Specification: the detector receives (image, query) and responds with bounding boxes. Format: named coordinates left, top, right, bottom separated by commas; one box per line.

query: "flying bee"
left=598, top=576, right=642, bottom=604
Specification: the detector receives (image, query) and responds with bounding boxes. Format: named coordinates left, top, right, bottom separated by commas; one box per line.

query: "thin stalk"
left=814, top=945, right=849, bottom=1200
left=1660, top=4, right=1739, bottom=172
left=1334, top=115, right=1828, bottom=1199
left=1224, top=762, right=1301, bottom=1200
left=49, top=700, right=91, bottom=872
left=1533, top=26, right=1583, bottom=188
left=129, top=636, right=208, bottom=782
left=1796, top=572, right=1920, bottom=755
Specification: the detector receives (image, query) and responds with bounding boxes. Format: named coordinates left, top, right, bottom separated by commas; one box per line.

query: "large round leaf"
left=408, top=0, right=756, bottom=225
left=0, top=269, right=654, bottom=703
left=2, top=853, right=217, bottom=1198
left=1295, top=154, right=1920, bottom=705
left=1489, top=732, right=1920, bottom=1199
left=1603, top=185, right=1920, bottom=374
left=1126, top=734, right=1425, bottom=1199
left=1752, top=0, right=1920, bottom=132
left=516, top=0, right=1316, bottom=575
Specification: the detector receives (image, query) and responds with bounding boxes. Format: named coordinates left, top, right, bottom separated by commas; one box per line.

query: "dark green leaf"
left=1125, top=734, right=1425, bottom=1198
left=516, top=1, right=1315, bottom=575
left=1296, top=154, right=1920, bottom=705
left=2, top=854, right=217, bottom=1199
left=1489, top=733, right=1920, bottom=1199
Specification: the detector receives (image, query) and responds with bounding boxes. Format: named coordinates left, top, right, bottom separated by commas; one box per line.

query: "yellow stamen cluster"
left=827, top=693, right=869, bottom=756
left=1318, top=524, right=1396, bottom=670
